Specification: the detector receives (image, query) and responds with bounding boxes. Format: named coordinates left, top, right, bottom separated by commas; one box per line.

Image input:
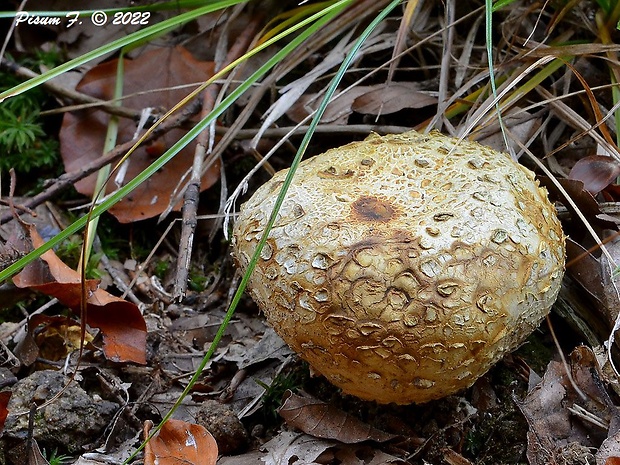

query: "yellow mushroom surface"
left=232, top=130, right=565, bottom=404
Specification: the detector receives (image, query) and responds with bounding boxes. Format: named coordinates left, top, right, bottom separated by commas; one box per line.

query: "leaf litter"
left=9, top=223, right=146, bottom=364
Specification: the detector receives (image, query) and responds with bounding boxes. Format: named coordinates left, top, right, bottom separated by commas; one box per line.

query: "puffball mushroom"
left=232, top=130, right=565, bottom=404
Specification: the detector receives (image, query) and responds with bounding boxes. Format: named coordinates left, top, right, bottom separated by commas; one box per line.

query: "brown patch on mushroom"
left=350, top=196, right=398, bottom=223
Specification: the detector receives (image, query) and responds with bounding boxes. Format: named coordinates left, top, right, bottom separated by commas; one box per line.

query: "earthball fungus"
left=232, top=130, right=565, bottom=404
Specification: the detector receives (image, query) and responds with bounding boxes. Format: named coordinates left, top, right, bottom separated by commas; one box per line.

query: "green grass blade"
left=0, top=0, right=238, bottom=17
left=485, top=0, right=510, bottom=149
left=130, top=0, right=401, bottom=459
left=492, top=0, right=519, bottom=12
left=81, top=51, right=125, bottom=269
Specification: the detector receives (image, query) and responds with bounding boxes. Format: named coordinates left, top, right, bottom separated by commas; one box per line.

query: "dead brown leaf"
left=260, top=430, right=406, bottom=465
left=287, top=83, right=436, bottom=125
left=11, top=224, right=146, bottom=364
left=278, top=391, right=397, bottom=444
left=14, top=314, right=93, bottom=366
left=569, top=155, right=620, bottom=195
left=541, top=177, right=617, bottom=231
left=287, top=87, right=369, bottom=125
left=566, top=237, right=620, bottom=331
left=27, top=438, right=50, bottom=465
left=261, top=431, right=333, bottom=465
left=351, top=82, right=437, bottom=115
left=59, top=45, right=220, bottom=223
left=143, top=419, right=218, bottom=465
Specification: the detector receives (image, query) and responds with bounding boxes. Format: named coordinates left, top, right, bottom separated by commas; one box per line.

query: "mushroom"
left=232, top=130, right=565, bottom=404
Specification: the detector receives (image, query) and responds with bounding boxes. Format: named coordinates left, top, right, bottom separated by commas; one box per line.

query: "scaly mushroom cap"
left=232, top=130, right=565, bottom=404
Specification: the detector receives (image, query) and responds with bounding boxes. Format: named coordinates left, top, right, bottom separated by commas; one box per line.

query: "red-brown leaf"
left=86, top=292, right=146, bottom=363
left=0, top=391, right=11, bottom=433
left=12, top=224, right=146, bottom=364
left=13, top=314, right=88, bottom=366
left=144, top=419, right=218, bottom=465
left=59, top=46, right=219, bottom=223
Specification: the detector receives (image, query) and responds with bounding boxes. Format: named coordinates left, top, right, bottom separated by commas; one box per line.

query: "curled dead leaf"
left=351, top=82, right=437, bottom=115
left=11, top=224, right=146, bottom=364
left=143, top=419, right=218, bottom=465
left=517, top=346, right=620, bottom=465
left=13, top=314, right=93, bottom=366
left=569, top=155, right=620, bottom=195
left=287, top=83, right=436, bottom=125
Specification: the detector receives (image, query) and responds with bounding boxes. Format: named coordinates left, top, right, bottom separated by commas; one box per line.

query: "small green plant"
left=153, top=258, right=171, bottom=280
left=0, top=51, right=61, bottom=174
left=188, top=265, right=208, bottom=291
left=55, top=235, right=103, bottom=279
left=256, top=366, right=308, bottom=422
left=0, top=104, right=59, bottom=173
left=44, top=448, right=72, bottom=465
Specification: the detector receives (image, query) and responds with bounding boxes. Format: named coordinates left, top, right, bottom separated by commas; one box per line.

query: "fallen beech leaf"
left=0, top=391, right=10, bottom=433
left=260, top=430, right=406, bottom=465
left=474, top=110, right=541, bottom=154
left=60, top=46, right=219, bottom=223
left=86, top=292, right=146, bottom=363
left=540, top=177, right=616, bottom=230
left=351, top=82, right=437, bottom=115
left=12, top=224, right=146, bottom=364
left=278, top=391, right=397, bottom=444
left=565, top=237, right=620, bottom=333
left=287, top=82, right=436, bottom=125
left=569, top=155, right=620, bottom=195
left=143, top=419, right=218, bottom=465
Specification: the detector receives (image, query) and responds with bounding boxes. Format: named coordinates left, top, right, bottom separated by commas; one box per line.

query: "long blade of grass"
left=80, top=52, right=124, bottom=270
left=259, top=0, right=335, bottom=44
left=0, top=0, right=247, bottom=102
left=485, top=0, right=510, bottom=150
left=0, top=0, right=238, bottom=17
